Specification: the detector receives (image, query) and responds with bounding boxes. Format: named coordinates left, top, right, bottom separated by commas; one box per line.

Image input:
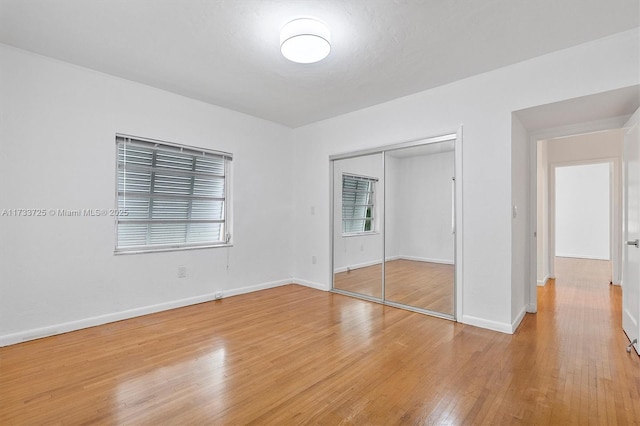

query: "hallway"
left=525, top=257, right=639, bottom=423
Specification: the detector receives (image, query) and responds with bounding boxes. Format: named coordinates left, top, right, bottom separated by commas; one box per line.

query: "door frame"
left=527, top=117, right=629, bottom=312
left=622, top=108, right=640, bottom=354
left=548, top=158, right=619, bottom=277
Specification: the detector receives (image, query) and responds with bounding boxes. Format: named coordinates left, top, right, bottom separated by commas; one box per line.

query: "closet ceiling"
left=0, top=0, right=638, bottom=127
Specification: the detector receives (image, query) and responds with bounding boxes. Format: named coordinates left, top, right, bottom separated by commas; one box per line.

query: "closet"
left=331, top=133, right=459, bottom=319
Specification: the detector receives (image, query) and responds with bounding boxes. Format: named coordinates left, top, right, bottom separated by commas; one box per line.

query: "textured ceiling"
left=1, top=0, right=638, bottom=127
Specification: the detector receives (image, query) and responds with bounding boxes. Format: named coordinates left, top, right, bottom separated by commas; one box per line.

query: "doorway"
left=536, top=130, right=623, bottom=289
left=516, top=86, right=640, bottom=315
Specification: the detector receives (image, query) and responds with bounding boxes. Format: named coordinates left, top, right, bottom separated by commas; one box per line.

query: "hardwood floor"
left=333, top=259, right=455, bottom=314
left=1, top=257, right=639, bottom=424
left=334, top=262, right=383, bottom=299
left=386, top=260, right=454, bottom=314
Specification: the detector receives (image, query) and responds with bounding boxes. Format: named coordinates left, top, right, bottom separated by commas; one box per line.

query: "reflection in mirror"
left=333, top=153, right=384, bottom=299
left=385, top=141, right=455, bottom=315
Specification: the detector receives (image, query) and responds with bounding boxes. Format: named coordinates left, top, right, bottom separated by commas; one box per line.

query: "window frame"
left=114, top=134, right=233, bottom=254
left=341, top=173, right=378, bottom=236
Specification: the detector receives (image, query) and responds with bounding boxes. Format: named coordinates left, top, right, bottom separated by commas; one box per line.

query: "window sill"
left=341, top=232, right=379, bottom=238
left=114, top=243, right=233, bottom=255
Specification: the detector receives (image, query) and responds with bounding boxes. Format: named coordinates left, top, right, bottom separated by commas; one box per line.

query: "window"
left=115, top=134, right=232, bottom=253
left=342, top=174, right=377, bottom=234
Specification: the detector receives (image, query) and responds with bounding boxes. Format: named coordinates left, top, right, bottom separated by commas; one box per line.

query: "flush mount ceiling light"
left=280, top=18, right=331, bottom=64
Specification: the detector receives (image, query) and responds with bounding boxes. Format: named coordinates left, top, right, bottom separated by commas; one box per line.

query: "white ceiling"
left=1, top=0, right=638, bottom=127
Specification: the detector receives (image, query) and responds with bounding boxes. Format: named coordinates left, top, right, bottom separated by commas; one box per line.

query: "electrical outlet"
left=311, top=255, right=317, bottom=264
left=214, top=292, right=223, bottom=300
left=177, top=266, right=187, bottom=278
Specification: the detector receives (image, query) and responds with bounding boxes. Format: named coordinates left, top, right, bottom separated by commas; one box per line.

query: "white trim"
left=293, top=278, right=330, bottom=291
left=549, top=158, right=620, bottom=282
left=397, top=255, right=454, bottom=265
left=333, top=255, right=454, bottom=274
left=455, top=125, right=464, bottom=322
left=341, top=231, right=379, bottom=238
left=461, top=315, right=513, bottom=334
left=537, top=275, right=549, bottom=286
left=528, top=119, right=626, bottom=314
left=529, top=115, right=631, bottom=142
left=329, top=132, right=457, bottom=161
left=329, top=127, right=463, bottom=323
left=461, top=308, right=526, bottom=334
left=555, top=254, right=611, bottom=261
left=0, top=278, right=291, bottom=347
left=333, top=259, right=382, bottom=273
left=219, top=279, right=291, bottom=298
left=511, top=306, right=527, bottom=333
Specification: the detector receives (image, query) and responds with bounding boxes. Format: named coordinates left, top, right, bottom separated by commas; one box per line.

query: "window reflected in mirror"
left=333, top=154, right=384, bottom=299
left=331, top=138, right=456, bottom=318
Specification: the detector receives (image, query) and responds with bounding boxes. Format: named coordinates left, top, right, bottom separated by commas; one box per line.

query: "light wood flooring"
left=334, top=259, right=455, bottom=314
left=1, top=257, right=639, bottom=424
left=334, top=262, right=383, bottom=299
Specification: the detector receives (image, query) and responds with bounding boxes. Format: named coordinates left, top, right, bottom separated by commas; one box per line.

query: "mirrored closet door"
left=331, top=134, right=457, bottom=319
left=332, top=153, right=384, bottom=300
left=384, top=141, right=455, bottom=316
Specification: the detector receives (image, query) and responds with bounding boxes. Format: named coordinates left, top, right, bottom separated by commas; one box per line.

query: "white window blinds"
left=342, top=174, right=376, bottom=234
left=116, top=135, right=232, bottom=252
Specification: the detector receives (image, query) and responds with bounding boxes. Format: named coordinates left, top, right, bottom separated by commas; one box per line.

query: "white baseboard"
left=537, top=275, right=549, bottom=286
left=293, top=278, right=330, bottom=291
left=526, top=303, right=537, bottom=313
left=334, top=259, right=382, bottom=273
left=556, top=254, right=610, bottom=261
left=334, top=256, right=454, bottom=273
left=511, top=306, right=527, bottom=333
left=461, top=315, right=514, bottom=334
left=0, top=278, right=292, bottom=347
left=221, top=278, right=291, bottom=298
left=398, top=255, right=454, bottom=265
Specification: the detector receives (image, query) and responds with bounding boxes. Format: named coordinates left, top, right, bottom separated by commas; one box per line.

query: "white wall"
left=0, top=45, right=294, bottom=344
left=511, top=115, right=529, bottom=324
left=555, top=163, right=611, bottom=260
left=292, top=29, right=639, bottom=333
left=332, top=154, right=384, bottom=272
left=393, top=151, right=455, bottom=263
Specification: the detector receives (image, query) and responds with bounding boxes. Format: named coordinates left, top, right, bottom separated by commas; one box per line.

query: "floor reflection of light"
left=340, top=301, right=375, bottom=344
left=201, top=347, right=228, bottom=414
left=115, top=344, right=227, bottom=423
